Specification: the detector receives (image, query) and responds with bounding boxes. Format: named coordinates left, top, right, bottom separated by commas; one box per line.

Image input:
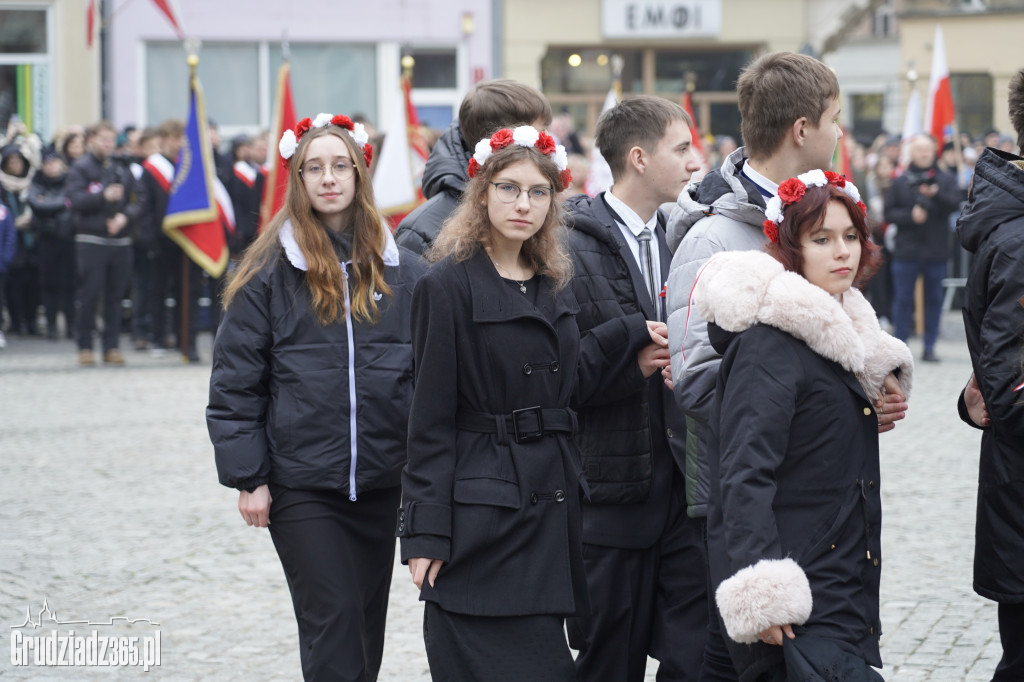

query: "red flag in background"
left=681, top=92, right=708, bottom=173
left=150, top=0, right=185, bottom=38
left=833, top=127, right=854, bottom=179
left=86, top=0, right=95, bottom=48
left=925, top=25, right=956, bottom=148
left=260, top=61, right=297, bottom=229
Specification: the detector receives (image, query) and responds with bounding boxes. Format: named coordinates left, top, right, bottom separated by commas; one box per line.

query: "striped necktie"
left=637, top=227, right=659, bottom=320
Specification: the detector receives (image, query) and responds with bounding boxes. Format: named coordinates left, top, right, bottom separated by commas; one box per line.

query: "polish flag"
left=259, top=61, right=297, bottom=229
left=925, top=25, right=956, bottom=148
left=681, top=91, right=708, bottom=175
left=373, top=73, right=429, bottom=225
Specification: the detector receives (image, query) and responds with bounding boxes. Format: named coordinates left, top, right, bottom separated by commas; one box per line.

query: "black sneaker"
left=922, top=350, right=940, bottom=363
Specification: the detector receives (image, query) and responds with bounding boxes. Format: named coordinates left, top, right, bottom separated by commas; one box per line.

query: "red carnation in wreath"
left=362, top=145, right=373, bottom=168
left=559, top=169, right=573, bottom=191
left=294, top=117, right=313, bottom=138
left=331, top=114, right=354, bottom=130
left=778, top=178, right=806, bottom=205
left=824, top=170, right=846, bottom=188
left=490, top=129, right=514, bottom=151
left=856, top=200, right=867, bottom=215
left=535, top=131, right=557, bottom=155
left=468, top=158, right=480, bottom=179
left=762, top=219, right=780, bottom=244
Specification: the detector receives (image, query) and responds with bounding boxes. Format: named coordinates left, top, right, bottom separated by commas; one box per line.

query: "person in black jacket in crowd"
left=208, top=112, right=425, bottom=682
left=225, top=133, right=260, bottom=253
left=697, top=174, right=912, bottom=681
left=28, top=146, right=74, bottom=339
left=956, top=68, right=1024, bottom=682
left=398, top=126, right=665, bottom=680
left=66, top=121, right=143, bottom=365
left=884, top=134, right=959, bottom=362
left=563, top=95, right=708, bottom=682
left=394, top=79, right=552, bottom=255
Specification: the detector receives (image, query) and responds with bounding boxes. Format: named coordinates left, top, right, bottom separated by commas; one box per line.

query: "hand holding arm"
left=238, top=485, right=272, bottom=528
left=876, top=372, right=908, bottom=433
left=638, top=320, right=670, bottom=378
left=963, top=373, right=990, bottom=427
left=408, top=557, right=444, bottom=589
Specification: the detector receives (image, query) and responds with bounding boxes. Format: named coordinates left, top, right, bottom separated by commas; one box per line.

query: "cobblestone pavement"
left=0, top=311, right=1001, bottom=680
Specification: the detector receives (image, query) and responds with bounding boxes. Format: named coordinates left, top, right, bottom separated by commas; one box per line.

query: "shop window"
left=270, top=43, right=377, bottom=126
left=541, top=48, right=644, bottom=95
left=405, top=50, right=456, bottom=89
left=851, top=93, right=884, bottom=140
left=950, top=73, right=993, bottom=139
left=147, top=43, right=260, bottom=127
left=653, top=49, right=751, bottom=95
left=0, top=9, right=47, bottom=54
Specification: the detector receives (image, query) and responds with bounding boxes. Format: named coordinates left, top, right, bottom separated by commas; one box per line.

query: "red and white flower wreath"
left=468, top=125, right=572, bottom=191
left=278, top=113, right=373, bottom=168
left=762, top=169, right=866, bottom=243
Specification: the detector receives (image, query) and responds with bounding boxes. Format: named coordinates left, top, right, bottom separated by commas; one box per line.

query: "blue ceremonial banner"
left=162, top=56, right=230, bottom=278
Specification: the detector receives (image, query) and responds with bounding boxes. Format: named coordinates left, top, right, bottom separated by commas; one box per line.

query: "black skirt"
left=423, top=601, right=576, bottom=681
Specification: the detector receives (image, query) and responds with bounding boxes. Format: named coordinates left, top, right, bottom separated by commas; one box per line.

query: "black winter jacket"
left=884, top=163, right=959, bottom=262
left=956, top=148, right=1024, bottom=603
left=694, top=250, right=913, bottom=681
left=207, top=222, right=427, bottom=497
left=398, top=249, right=650, bottom=616
left=394, top=122, right=471, bottom=255
left=565, top=192, right=687, bottom=548
left=28, top=171, right=72, bottom=240
left=66, top=153, right=141, bottom=239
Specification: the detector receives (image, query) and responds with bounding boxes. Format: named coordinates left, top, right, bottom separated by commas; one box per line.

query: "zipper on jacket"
left=341, top=261, right=359, bottom=501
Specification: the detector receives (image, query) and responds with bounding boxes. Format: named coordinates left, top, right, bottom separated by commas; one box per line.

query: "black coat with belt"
left=565, top=192, right=688, bottom=548
left=207, top=222, right=427, bottom=497
left=398, top=248, right=650, bottom=616
left=693, top=251, right=913, bottom=681
left=956, top=148, right=1024, bottom=603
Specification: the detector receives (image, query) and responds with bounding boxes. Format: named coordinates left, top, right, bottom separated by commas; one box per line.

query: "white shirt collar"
left=605, top=188, right=658, bottom=236
left=741, top=163, right=779, bottom=197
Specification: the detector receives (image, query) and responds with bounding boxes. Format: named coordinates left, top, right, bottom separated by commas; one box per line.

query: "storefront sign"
left=602, top=0, right=722, bottom=38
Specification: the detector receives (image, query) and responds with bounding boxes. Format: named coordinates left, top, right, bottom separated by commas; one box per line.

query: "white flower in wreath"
left=279, top=129, right=298, bottom=160
left=350, top=122, right=369, bottom=148
left=512, top=125, right=540, bottom=148
left=312, top=113, right=333, bottom=129
left=843, top=182, right=861, bottom=204
left=552, top=145, right=569, bottom=171
left=473, top=138, right=493, bottom=166
left=764, top=196, right=785, bottom=224
left=797, top=169, right=827, bottom=188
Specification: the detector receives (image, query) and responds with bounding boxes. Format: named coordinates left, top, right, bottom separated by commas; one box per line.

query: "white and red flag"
left=925, top=25, right=956, bottom=148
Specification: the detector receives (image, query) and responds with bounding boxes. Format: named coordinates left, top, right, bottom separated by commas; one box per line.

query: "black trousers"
left=699, top=517, right=741, bottom=681
left=423, top=602, right=576, bottom=682
left=38, top=235, right=76, bottom=335
left=151, top=245, right=201, bottom=353
left=5, top=260, right=40, bottom=335
left=268, top=484, right=399, bottom=682
left=75, top=241, right=132, bottom=352
left=994, top=601, right=1024, bottom=681
left=568, top=479, right=708, bottom=682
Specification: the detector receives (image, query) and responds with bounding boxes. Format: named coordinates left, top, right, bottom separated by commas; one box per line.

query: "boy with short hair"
left=565, top=94, right=707, bottom=681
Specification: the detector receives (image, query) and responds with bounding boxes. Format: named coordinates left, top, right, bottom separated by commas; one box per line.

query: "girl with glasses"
left=398, top=126, right=668, bottom=679
left=207, top=113, right=426, bottom=681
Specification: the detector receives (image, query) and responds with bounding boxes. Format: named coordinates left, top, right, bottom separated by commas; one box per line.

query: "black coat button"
left=523, top=364, right=532, bottom=375
left=666, top=428, right=674, bottom=438
left=397, top=522, right=405, bottom=532
left=550, top=362, right=560, bottom=373
left=554, top=490, right=566, bottom=502
left=868, top=480, right=876, bottom=489
left=530, top=493, right=539, bottom=504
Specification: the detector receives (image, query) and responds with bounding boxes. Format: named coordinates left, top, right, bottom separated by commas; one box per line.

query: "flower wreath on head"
left=278, top=113, right=373, bottom=168
left=762, top=169, right=867, bottom=243
left=467, top=125, right=572, bottom=191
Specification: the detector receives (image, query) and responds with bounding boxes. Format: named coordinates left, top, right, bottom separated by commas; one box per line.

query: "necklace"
left=491, top=258, right=527, bottom=294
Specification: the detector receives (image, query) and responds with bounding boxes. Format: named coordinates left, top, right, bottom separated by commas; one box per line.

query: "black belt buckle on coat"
left=511, top=406, right=544, bottom=443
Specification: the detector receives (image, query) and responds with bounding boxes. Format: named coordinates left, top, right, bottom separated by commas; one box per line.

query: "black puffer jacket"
left=884, top=163, right=959, bottom=261
left=28, top=171, right=72, bottom=240
left=956, top=147, right=1024, bottom=604
left=394, top=122, right=471, bottom=255
left=66, top=152, right=140, bottom=238
left=565, top=193, right=688, bottom=547
left=207, top=222, right=427, bottom=496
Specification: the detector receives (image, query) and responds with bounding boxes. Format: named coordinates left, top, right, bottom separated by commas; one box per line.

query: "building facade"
left=103, top=0, right=493, bottom=140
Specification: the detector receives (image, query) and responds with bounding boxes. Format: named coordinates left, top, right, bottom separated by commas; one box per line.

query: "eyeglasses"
left=300, top=160, right=355, bottom=182
left=489, top=182, right=554, bottom=205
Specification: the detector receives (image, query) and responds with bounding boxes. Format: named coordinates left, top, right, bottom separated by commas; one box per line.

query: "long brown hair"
left=223, top=125, right=391, bottom=324
left=767, top=183, right=882, bottom=288
left=428, top=143, right=572, bottom=288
